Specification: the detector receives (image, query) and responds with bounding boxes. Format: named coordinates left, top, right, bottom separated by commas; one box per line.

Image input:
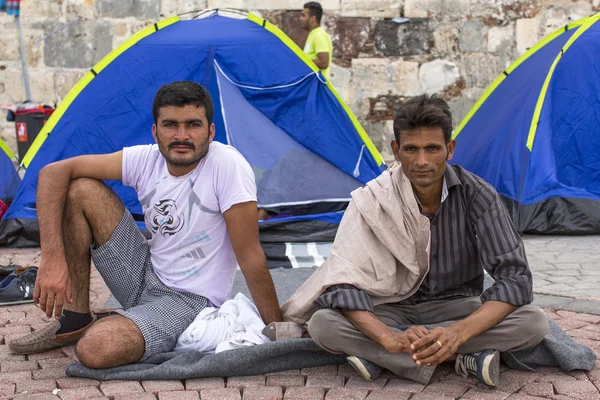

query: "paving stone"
left=0, top=345, right=27, bottom=361
left=587, top=367, right=600, bottom=381
left=305, top=376, right=345, bottom=389
left=566, top=329, right=600, bottom=341
left=12, top=393, right=60, bottom=400
left=227, top=376, right=266, bottom=388
left=535, top=372, right=577, bottom=383
left=32, top=367, right=67, bottom=380
left=158, top=390, right=199, bottom=400
left=383, top=378, right=425, bottom=393
left=56, top=377, right=100, bottom=389
left=266, top=375, right=305, bottom=387
left=113, top=394, right=157, bottom=400
left=0, top=370, right=33, bottom=383
left=60, top=346, right=77, bottom=359
left=16, top=378, right=57, bottom=394
left=344, top=377, right=387, bottom=390
left=27, top=350, right=66, bottom=361
left=283, top=387, right=325, bottom=400
left=185, top=377, right=225, bottom=390
left=421, top=380, right=471, bottom=397
left=324, top=388, right=368, bottom=400
left=58, top=386, right=104, bottom=400
left=461, top=386, right=511, bottom=399
left=365, top=390, right=411, bottom=400
left=38, top=358, right=73, bottom=369
left=266, top=369, right=301, bottom=376
left=554, top=380, right=599, bottom=398
left=142, top=380, right=184, bottom=393
left=99, top=381, right=144, bottom=396
left=504, top=395, right=547, bottom=400
left=494, top=370, right=540, bottom=393
left=557, top=311, right=600, bottom=324
left=556, top=319, right=589, bottom=331
left=200, top=388, right=241, bottom=400
left=521, top=382, right=554, bottom=397
left=1, top=360, right=39, bottom=373
left=584, top=325, right=600, bottom=333
left=565, top=370, right=591, bottom=380
left=301, top=366, right=338, bottom=376
left=243, top=385, right=283, bottom=400
left=0, top=382, right=15, bottom=397
left=337, top=364, right=359, bottom=378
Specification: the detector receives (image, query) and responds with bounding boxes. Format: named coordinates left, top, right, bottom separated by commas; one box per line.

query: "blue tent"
left=451, top=13, right=600, bottom=234
left=0, top=138, right=20, bottom=203
left=0, top=10, right=385, bottom=247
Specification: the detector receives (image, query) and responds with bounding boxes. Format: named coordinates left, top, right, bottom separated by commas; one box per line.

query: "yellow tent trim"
left=247, top=13, right=384, bottom=167
left=21, top=16, right=180, bottom=168
left=1, top=138, right=16, bottom=161
left=452, top=17, right=589, bottom=140
left=526, top=13, right=600, bottom=150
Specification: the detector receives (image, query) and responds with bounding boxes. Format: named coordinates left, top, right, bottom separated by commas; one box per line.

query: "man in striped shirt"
left=307, top=94, right=549, bottom=387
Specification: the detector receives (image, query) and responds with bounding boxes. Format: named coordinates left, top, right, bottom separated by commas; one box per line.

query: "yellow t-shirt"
left=304, top=27, right=332, bottom=79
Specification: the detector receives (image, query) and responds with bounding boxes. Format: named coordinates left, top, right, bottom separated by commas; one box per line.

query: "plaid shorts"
left=91, top=210, right=208, bottom=360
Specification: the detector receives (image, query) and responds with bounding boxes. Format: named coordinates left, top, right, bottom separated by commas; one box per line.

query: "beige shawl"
left=281, top=163, right=431, bottom=326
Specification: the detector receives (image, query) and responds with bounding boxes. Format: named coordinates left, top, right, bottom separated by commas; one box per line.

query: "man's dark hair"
left=393, top=94, right=453, bottom=144
left=304, top=1, right=323, bottom=24
left=152, top=81, right=214, bottom=125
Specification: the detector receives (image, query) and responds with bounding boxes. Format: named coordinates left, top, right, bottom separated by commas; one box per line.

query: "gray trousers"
left=308, top=297, right=549, bottom=385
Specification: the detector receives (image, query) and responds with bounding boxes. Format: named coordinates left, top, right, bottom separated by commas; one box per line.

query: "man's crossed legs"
left=308, top=297, right=549, bottom=385
left=10, top=178, right=208, bottom=368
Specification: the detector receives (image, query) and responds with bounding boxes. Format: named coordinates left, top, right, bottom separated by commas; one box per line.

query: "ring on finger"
left=436, top=340, right=443, bottom=348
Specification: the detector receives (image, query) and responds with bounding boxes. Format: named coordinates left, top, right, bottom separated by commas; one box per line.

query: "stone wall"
left=0, top=0, right=597, bottom=161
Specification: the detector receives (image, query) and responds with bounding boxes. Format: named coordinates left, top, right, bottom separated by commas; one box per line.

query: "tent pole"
left=15, top=15, right=32, bottom=101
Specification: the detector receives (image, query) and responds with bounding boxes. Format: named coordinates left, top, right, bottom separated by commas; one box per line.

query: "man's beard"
left=158, top=137, right=209, bottom=167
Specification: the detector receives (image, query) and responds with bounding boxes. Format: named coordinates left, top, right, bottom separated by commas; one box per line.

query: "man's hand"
left=409, top=326, right=463, bottom=366
left=33, top=258, right=72, bottom=319
left=380, top=326, right=429, bottom=353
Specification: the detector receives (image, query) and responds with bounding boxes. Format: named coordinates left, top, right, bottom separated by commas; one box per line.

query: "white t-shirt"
left=122, top=141, right=257, bottom=306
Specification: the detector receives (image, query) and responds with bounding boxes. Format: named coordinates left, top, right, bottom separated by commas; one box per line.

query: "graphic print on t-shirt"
left=149, top=198, right=184, bottom=236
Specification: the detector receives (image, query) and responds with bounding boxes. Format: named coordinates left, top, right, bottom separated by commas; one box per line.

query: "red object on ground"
left=0, top=199, right=7, bottom=219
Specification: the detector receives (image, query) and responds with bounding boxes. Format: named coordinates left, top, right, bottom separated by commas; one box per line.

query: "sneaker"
left=455, top=349, right=500, bottom=387
left=0, top=264, right=19, bottom=278
left=0, top=267, right=37, bottom=306
left=347, top=356, right=383, bottom=381
left=9, top=314, right=97, bottom=354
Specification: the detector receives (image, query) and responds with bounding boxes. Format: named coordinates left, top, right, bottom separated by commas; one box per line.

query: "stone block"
left=390, top=60, right=420, bottom=96
left=158, top=390, right=199, bottom=400
left=0, top=29, right=20, bottom=62
left=344, top=377, right=387, bottom=390
left=0, top=68, right=28, bottom=103
left=404, top=0, right=470, bottom=18
left=54, top=69, right=87, bottom=101
left=27, top=349, right=66, bottom=362
left=554, top=380, right=599, bottom=398
left=306, top=376, right=345, bottom=390
left=201, top=388, right=241, bottom=400
left=350, top=58, right=390, bottom=98
left=323, top=17, right=372, bottom=63
left=58, top=386, right=104, bottom=400
left=419, top=59, right=459, bottom=94
left=99, top=381, right=144, bottom=396
left=16, top=378, right=57, bottom=394
left=460, top=53, right=503, bottom=89
left=185, top=377, right=225, bottom=390
left=97, top=0, right=160, bottom=19
left=267, top=375, right=305, bottom=387
left=142, top=380, right=185, bottom=393
left=459, top=21, right=486, bottom=53
left=432, top=24, right=458, bottom=56
left=12, top=393, right=61, bottom=400
left=0, top=382, right=15, bottom=397
left=113, top=394, right=157, bottom=400
left=0, top=370, right=33, bottom=383
left=32, top=367, right=67, bottom=380
left=301, top=365, right=338, bottom=376
left=516, top=18, right=540, bottom=55
left=57, top=377, right=100, bottom=389
left=207, top=0, right=339, bottom=9
left=38, top=357, right=72, bottom=369
left=160, top=0, right=208, bottom=17
left=324, top=388, right=368, bottom=400
left=227, top=375, right=266, bottom=388
left=64, top=0, right=98, bottom=20
left=494, top=370, right=541, bottom=393
left=340, top=0, right=401, bottom=18
left=1, top=360, right=39, bottom=373
left=243, top=385, right=283, bottom=400
left=383, top=378, right=425, bottom=393
left=365, top=390, right=411, bottom=400
left=44, top=21, right=113, bottom=69
left=374, top=19, right=432, bottom=57
left=461, top=386, right=512, bottom=399
left=421, top=380, right=470, bottom=398
left=19, top=0, right=62, bottom=20
left=488, top=24, right=515, bottom=53
left=283, top=386, right=325, bottom=400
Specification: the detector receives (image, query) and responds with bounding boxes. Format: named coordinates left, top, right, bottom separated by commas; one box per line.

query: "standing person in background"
left=299, top=2, right=333, bottom=80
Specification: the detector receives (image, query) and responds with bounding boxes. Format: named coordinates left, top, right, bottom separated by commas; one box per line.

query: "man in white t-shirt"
left=10, top=81, right=282, bottom=368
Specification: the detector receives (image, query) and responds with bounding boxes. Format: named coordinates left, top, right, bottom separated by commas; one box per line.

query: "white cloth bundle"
left=175, top=292, right=270, bottom=353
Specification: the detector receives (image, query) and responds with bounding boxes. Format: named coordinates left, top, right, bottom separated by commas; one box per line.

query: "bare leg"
left=76, top=314, right=145, bottom=368
left=61, top=178, right=125, bottom=313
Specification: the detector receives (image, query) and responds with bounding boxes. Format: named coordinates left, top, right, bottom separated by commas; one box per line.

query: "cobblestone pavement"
left=1, top=244, right=599, bottom=400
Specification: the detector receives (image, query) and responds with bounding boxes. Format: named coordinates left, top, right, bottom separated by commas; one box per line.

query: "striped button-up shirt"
left=315, top=164, right=533, bottom=312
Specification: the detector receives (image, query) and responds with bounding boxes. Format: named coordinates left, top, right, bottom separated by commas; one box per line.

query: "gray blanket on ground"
left=66, top=268, right=596, bottom=380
